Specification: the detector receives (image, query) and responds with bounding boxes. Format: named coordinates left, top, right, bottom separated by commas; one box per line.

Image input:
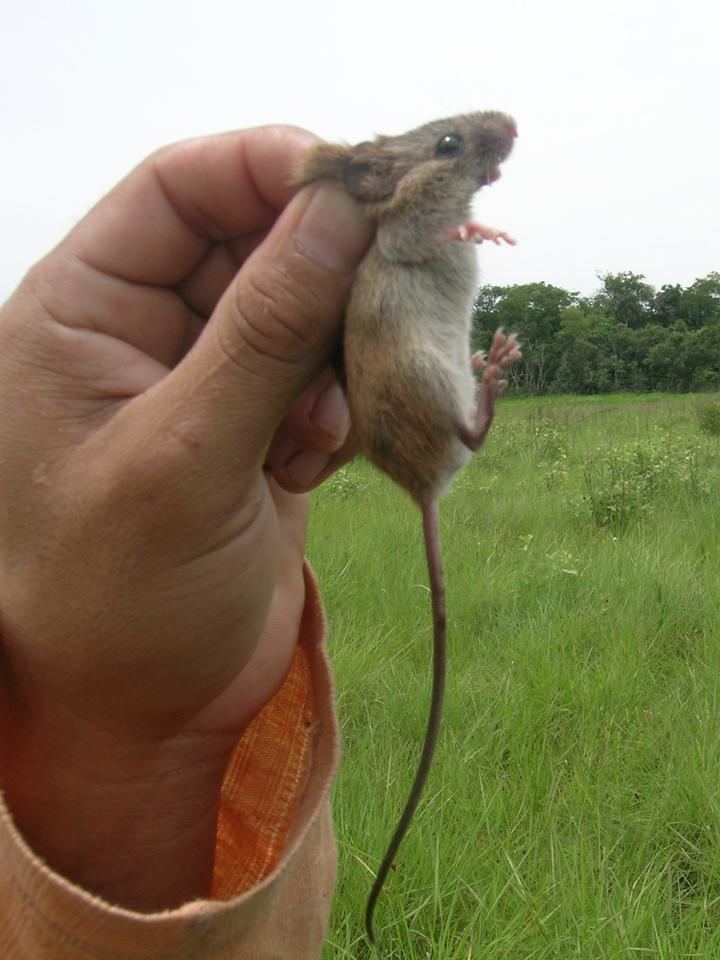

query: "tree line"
left=472, top=272, right=720, bottom=394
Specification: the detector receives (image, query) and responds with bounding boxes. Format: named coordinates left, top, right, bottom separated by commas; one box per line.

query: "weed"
left=307, top=393, right=720, bottom=958
left=325, top=464, right=372, bottom=498
left=696, top=399, right=720, bottom=436
left=580, top=432, right=707, bottom=530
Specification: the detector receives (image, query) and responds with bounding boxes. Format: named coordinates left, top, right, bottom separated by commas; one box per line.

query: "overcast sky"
left=1, top=0, right=718, bottom=303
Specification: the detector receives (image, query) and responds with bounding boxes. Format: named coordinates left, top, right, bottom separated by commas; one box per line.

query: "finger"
left=267, top=372, right=351, bottom=492
left=21, top=128, right=319, bottom=369
left=65, top=126, right=319, bottom=288
left=267, top=370, right=350, bottom=462
left=174, top=244, right=242, bottom=321
left=294, top=440, right=361, bottom=494
left=175, top=230, right=271, bottom=320
left=116, top=181, right=372, bottom=500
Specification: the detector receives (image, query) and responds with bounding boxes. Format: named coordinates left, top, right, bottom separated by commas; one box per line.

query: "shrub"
left=581, top=434, right=703, bottom=530
left=696, top=400, right=720, bottom=436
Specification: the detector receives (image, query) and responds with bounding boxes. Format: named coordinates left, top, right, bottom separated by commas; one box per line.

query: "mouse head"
left=296, top=111, right=517, bottom=218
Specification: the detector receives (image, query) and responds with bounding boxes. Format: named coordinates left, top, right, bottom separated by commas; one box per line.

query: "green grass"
left=307, top=393, right=720, bottom=959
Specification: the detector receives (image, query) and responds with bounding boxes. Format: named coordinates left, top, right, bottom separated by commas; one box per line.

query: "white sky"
left=1, top=0, right=718, bottom=302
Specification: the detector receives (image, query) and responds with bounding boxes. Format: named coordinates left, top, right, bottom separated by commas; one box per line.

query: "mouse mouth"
left=479, top=148, right=511, bottom=188
left=472, top=112, right=517, bottom=190
left=482, top=164, right=502, bottom=187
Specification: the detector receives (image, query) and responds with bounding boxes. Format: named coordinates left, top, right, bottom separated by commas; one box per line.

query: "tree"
left=553, top=308, right=605, bottom=393
left=472, top=272, right=720, bottom=396
left=471, top=285, right=508, bottom=348
left=653, top=284, right=684, bottom=326
left=594, top=272, right=655, bottom=328
left=678, top=273, right=720, bottom=329
left=473, top=282, right=576, bottom=394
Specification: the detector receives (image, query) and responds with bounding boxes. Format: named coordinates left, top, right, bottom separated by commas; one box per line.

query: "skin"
left=0, top=125, right=374, bottom=911
left=298, top=112, right=521, bottom=942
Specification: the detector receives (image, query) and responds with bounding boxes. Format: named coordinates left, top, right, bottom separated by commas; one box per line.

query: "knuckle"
left=221, top=264, right=318, bottom=371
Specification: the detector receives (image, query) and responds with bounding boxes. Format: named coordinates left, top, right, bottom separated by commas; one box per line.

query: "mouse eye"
left=435, top=133, right=463, bottom=157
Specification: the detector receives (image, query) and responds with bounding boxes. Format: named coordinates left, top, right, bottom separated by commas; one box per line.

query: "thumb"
left=146, top=182, right=372, bottom=484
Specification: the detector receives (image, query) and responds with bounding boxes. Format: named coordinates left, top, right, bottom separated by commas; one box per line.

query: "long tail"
left=365, top=495, right=447, bottom=945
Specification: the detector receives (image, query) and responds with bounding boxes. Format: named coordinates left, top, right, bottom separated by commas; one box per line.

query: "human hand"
left=0, top=126, right=371, bottom=908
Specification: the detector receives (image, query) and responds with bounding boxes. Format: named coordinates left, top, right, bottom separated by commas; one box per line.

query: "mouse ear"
left=293, top=143, right=353, bottom=187
left=343, top=143, right=398, bottom=202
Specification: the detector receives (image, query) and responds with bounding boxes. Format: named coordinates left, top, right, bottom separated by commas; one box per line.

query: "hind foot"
left=460, top=329, right=521, bottom=452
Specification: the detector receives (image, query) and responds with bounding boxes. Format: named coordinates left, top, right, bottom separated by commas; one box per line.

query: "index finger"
left=65, top=125, right=320, bottom=287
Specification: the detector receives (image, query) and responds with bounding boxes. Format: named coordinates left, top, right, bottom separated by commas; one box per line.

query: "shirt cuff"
left=0, top=562, right=340, bottom=960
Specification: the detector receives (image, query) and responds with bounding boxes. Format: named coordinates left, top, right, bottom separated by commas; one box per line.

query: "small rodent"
left=296, top=112, right=521, bottom=945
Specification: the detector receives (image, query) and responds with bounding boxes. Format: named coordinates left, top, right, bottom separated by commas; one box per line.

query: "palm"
left=0, top=123, right=372, bottom=913
left=0, top=127, right=328, bottom=738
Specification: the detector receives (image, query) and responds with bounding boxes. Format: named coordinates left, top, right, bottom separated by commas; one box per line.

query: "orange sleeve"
left=0, top=563, right=341, bottom=960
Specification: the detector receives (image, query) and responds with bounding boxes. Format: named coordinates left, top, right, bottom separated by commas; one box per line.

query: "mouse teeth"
left=478, top=165, right=502, bottom=189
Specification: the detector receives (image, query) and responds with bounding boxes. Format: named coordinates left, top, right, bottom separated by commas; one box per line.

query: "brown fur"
left=297, top=113, right=519, bottom=944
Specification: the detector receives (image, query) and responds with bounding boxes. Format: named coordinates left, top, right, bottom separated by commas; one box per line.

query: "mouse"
left=295, top=111, right=521, bottom=945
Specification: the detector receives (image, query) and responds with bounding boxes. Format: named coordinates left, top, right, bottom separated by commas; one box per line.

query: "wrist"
left=0, top=693, right=237, bottom=911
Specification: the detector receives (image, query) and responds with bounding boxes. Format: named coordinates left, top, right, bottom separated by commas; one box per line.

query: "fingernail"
left=294, top=185, right=371, bottom=272
left=286, top=450, right=330, bottom=489
left=311, top=380, right=350, bottom=441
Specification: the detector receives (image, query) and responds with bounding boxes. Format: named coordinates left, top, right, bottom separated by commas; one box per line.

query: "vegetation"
left=473, top=272, right=720, bottom=395
left=308, top=393, right=720, bottom=959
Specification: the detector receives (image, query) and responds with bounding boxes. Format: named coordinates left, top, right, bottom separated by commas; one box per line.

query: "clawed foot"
left=461, top=329, right=521, bottom=452
left=449, top=222, right=517, bottom=246
left=471, top=328, right=522, bottom=380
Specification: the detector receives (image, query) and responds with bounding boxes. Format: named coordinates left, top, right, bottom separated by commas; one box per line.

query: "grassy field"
left=307, top=393, right=720, bottom=959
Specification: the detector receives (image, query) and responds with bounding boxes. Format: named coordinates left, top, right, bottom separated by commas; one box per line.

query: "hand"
left=0, top=126, right=372, bottom=909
